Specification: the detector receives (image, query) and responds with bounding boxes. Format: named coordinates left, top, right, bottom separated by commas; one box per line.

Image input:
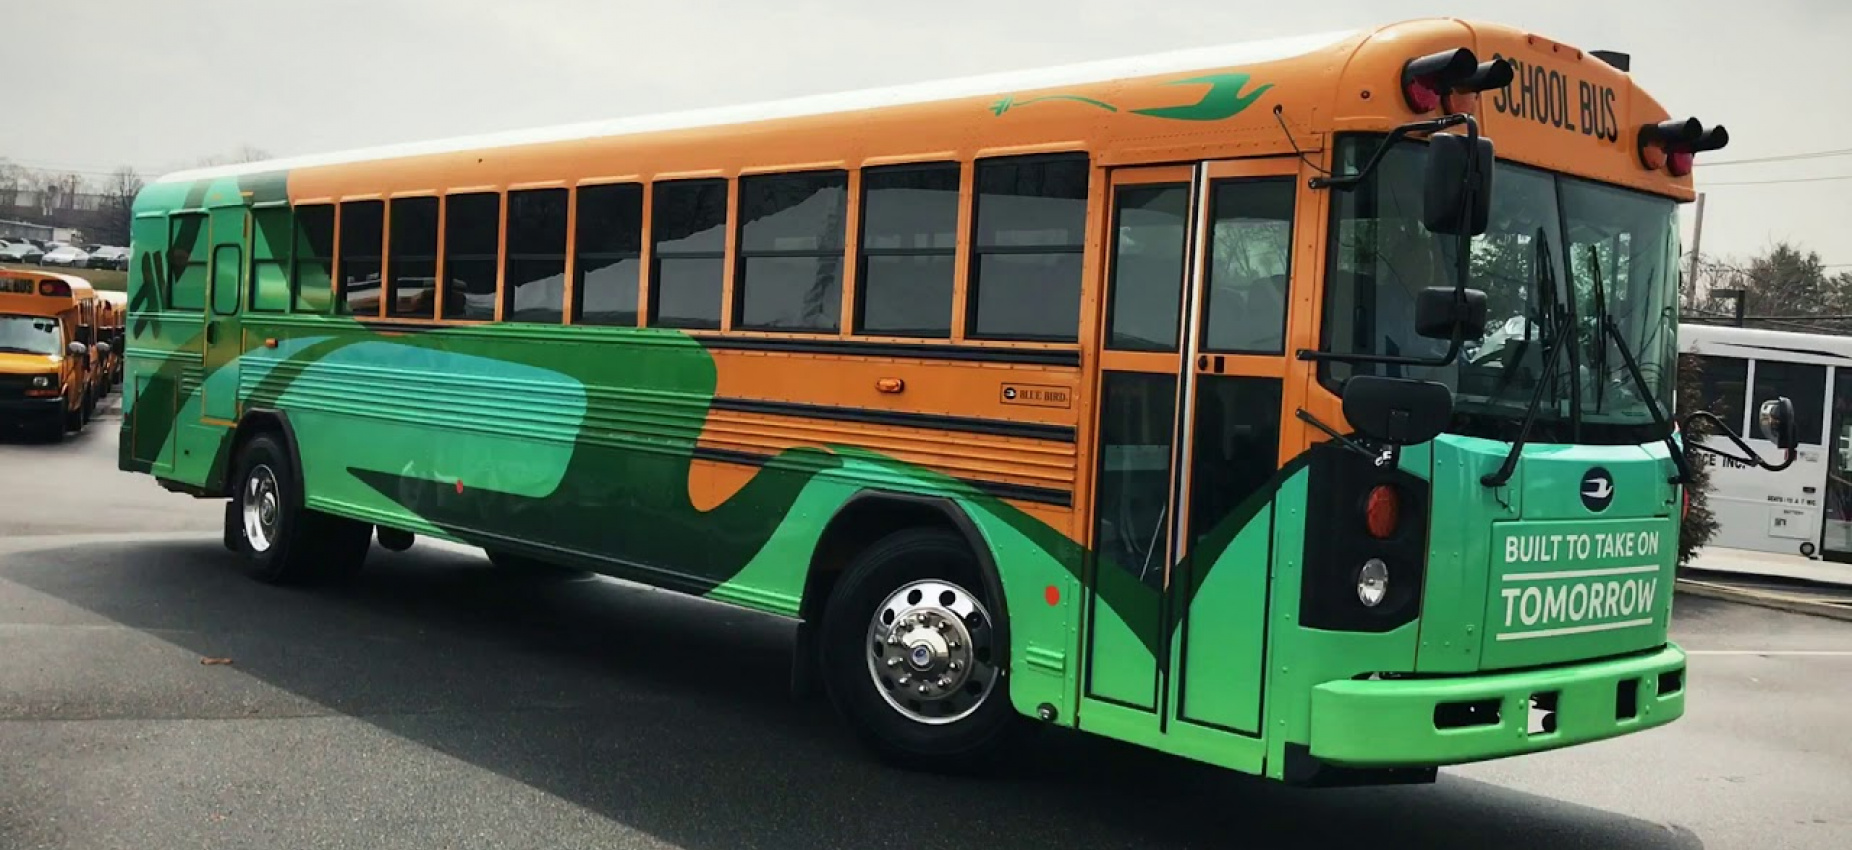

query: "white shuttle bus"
left=1680, top=323, right=1852, bottom=561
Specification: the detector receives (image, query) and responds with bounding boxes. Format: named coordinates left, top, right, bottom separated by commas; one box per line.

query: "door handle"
left=205, top=322, right=217, bottom=345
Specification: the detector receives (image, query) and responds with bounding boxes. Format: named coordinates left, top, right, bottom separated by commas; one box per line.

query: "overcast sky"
left=6, top=1, right=1847, bottom=266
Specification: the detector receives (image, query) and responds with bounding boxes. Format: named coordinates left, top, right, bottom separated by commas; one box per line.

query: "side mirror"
left=1758, top=397, right=1798, bottom=451
left=1342, top=375, right=1454, bottom=445
left=1415, top=286, right=1489, bottom=340
left=96, top=342, right=111, bottom=355
left=66, top=342, right=87, bottom=357
left=1424, top=132, right=1495, bottom=236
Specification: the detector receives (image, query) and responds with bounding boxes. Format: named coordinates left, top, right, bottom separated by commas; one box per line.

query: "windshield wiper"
left=1482, top=229, right=1571, bottom=487
left=1588, top=245, right=1609, bottom=411
left=1588, top=250, right=1693, bottom=485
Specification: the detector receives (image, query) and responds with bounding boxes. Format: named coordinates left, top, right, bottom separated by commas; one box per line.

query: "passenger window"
left=858, top=163, right=958, bottom=337
left=504, top=188, right=568, bottom=323
left=443, top=193, right=500, bottom=321
left=337, top=200, right=383, bottom=315
left=573, top=182, right=643, bottom=326
left=387, top=197, right=438, bottom=319
left=1106, top=184, right=1189, bottom=351
left=969, top=153, right=1088, bottom=342
left=1202, top=178, right=1294, bottom=354
left=293, top=205, right=335, bottom=313
left=1750, top=360, right=1826, bottom=445
left=650, top=179, right=727, bottom=329
left=736, top=170, right=847, bottom=332
left=1694, top=354, right=1748, bottom=433
left=167, top=213, right=209, bottom=312
left=250, top=208, right=292, bottom=313
left=211, top=245, right=241, bottom=315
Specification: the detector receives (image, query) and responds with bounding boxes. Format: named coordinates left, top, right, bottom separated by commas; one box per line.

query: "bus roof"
left=154, top=28, right=1357, bottom=186
left=1680, top=322, right=1852, bottom=360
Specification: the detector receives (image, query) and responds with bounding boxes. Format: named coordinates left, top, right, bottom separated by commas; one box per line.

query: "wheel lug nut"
left=898, top=675, right=910, bottom=685
left=917, top=684, right=930, bottom=695
left=948, top=661, right=962, bottom=671
left=936, top=676, right=951, bottom=688
left=886, top=657, right=900, bottom=668
left=935, top=620, right=948, bottom=631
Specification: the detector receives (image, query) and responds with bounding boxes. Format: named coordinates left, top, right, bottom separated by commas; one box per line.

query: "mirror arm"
left=1308, top=113, right=1472, bottom=191
left=1682, top=411, right=1798, bottom=472
left=1294, top=407, right=1382, bottom=462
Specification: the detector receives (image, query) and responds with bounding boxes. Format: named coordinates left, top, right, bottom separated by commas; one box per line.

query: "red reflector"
left=1668, top=150, right=1695, bottom=177
left=1366, top=485, right=1400, bottom=540
left=1682, top=487, right=1691, bottom=521
left=1405, top=77, right=1441, bottom=112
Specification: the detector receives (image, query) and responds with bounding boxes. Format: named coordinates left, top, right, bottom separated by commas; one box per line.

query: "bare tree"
left=195, top=144, right=274, bottom=167
left=101, top=166, right=145, bottom=246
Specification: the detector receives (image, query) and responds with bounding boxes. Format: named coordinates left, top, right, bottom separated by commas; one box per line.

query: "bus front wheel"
left=229, top=433, right=371, bottom=585
left=820, top=528, right=1016, bottom=772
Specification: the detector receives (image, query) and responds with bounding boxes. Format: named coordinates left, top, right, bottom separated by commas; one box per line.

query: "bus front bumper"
left=0, top=396, right=64, bottom=418
left=1306, top=644, right=1686, bottom=767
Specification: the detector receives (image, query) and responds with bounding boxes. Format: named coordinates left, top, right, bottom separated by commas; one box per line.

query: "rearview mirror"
left=1424, top=132, right=1495, bottom=236
left=1415, top=286, right=1489, bottom=340
left=1758, top=397, right=1798, bottom=451
left=1342, top=376, right=1454, bottom=446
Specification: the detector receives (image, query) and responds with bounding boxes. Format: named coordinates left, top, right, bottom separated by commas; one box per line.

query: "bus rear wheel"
left=230, top=433, right=371, bottom=585
left=820, top=528, right=1015, bottom=772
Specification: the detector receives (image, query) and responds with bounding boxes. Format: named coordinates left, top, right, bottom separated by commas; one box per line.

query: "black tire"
left=63, top=397, right=83, bottom=433
left=40, top=412, right=65, bottom=444
left=228, top=433, right=371, bottom=585
left=819, top=527, right=1018, bottom=772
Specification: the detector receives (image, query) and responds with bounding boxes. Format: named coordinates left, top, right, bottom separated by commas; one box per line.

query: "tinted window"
left=212, top=245, right=241, bottom=315
left=293, top=205, right=335, bottom=313
left=858, top=163, right=958, bottom=337
left=504, top=188, right=567, bottom=323
left=574, top=182, right=642, bottom=326
left=167, top=213, right=208, bottom=312
left=337, top=200, right=383, bottom=315
left=388, top=196, right=438, bottom=319
left=969, top=154, right=1088, bottom=341
left=651, top=179, right=727, bottom=329
left=1202, top=178, right=1293, bottom=353
left=1751, top=360, right=1826, bottom=445
left=736, top=171, right=846, bottom=332
left=1106, top=184, right=1188, bottom=351
left=250, top=207, right=291, bottom=313
left=443, top=193, right=499, bottom=321
left=1694, top=354, right=1747, bottom=433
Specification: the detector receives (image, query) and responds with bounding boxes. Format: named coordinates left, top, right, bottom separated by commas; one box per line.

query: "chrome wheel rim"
left=865, top=579, right=999, bottom=725
left=242, top=464, right=281, bottom=553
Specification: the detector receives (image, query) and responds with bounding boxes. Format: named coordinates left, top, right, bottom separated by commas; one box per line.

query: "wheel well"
left=220, top=410, right=295, bottom=497
left=801, top=497, right=963, bottom=624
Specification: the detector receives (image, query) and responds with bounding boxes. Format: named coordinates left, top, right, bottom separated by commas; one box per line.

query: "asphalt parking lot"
left=2, top=398, right=1849, bottom=849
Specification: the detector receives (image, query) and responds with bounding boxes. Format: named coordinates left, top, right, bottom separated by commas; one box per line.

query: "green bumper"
left=1308, top=644, right=1686, bottom=767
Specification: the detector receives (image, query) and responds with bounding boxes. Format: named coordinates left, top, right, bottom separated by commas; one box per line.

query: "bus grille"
left=0, top=375, right=31, bottom=401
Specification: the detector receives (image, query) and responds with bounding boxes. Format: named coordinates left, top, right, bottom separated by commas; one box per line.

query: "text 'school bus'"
left=118, top=18, right=1795, bottom=785
left=1681, top=322, right=1852, bottom=564
left=1, top=269, right=109, bottom=442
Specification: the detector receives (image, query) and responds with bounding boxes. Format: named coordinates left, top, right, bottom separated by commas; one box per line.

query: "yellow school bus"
left=97, top=289, right=127, bottom=388
left=122, top=18, right=1767, bottom=783
left=0, top=269, right=105, bottom=441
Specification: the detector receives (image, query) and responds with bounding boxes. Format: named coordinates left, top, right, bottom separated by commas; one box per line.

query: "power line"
left=1702, top=173, right=1852, bottom=186
left=1698, top=147, right=1852, bottom=168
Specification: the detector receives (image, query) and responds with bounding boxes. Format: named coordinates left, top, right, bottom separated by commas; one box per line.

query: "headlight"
left=1357, top=558, right=1389, bottom=607
left=30, top=376, right=52, bottom=389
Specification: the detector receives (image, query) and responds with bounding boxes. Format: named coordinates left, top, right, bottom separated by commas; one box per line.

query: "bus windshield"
left=1319, top=136, right=1680, bottom=445
left=0, top=314, right=63, bottom=355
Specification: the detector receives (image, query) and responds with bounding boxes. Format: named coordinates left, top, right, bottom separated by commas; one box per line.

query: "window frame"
left=572, top=180, right=645, bottom=327
left=166, top=211, right=210, bottom=313
left=248, top=205, right=293, bottom=314
left=335, top=199, right=385, bottom=318
left=291, top=204, right=336, bottom=314
left=441, top=191, right=502, bottom=323
left=386, top=195, right=441, bottom=321
left=964, top=151, right=1091, bottom=344
left=854, top=161, right=961, bottom=339
left=648, top=177, right=728, bottom=330
left=1198, top=175, right=1296, bottom=356
left=501, top=187, right=570, bottom=325
left=732, top=168, right=850, bottom=334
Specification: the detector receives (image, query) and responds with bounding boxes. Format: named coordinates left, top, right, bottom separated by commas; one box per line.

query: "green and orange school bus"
left=119, top=18, right=1793, bottom=784
left=1, top=269, right=105, bottom=440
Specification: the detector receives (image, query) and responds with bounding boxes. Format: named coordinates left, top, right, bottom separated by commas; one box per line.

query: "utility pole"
left=1685, top=192, right=1706, bottom=304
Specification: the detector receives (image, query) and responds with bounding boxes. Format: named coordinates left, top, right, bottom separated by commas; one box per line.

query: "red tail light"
left=1366, top=485, right=1400, bottom=539
left=1639, top=118, right=1728, bottom=176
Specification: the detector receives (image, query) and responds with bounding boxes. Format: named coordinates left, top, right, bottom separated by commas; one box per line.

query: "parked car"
left=38, top=246, right=89, bottom=268
left=87, top=246, right=129, bottom=270
left=0, top=240, right=45, bottom=264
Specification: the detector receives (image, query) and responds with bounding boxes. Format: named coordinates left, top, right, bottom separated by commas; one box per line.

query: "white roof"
left=155, top=29, right=1357, bottom=185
